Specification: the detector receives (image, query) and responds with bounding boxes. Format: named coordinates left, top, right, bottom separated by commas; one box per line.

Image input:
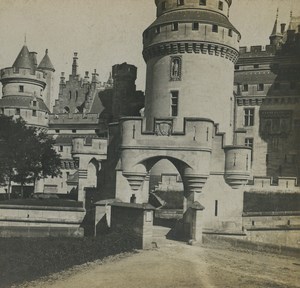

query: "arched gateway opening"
left=148, top=159, right=184, bottom=229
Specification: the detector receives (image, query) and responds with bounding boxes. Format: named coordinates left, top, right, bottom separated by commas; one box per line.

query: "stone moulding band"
left=143, top=41, right=239, bottom=63
left=120, top=146, right=212, bottom=152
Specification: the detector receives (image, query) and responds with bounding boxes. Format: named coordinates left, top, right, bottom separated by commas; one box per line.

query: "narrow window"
left=199, top=0, right=206, bottom=5
left=228, top=29, right=232, bottom=37
left=243, top=84, right=248, bottom=92
left=172, top=22, right=178, bottom=31
left=177, top=0, right=184, bottom=6
left=33, top=100, right=37, bottom=107
left=69, top=91, right=72, bottom=99
left=244, top=108, right=254, bottom=126
left=19, top=85, right=24, bottom=92
left=290, top=82, right=296, bottom=90
left=161, top=1, right=166, bottom=10
left=0, top=108, right=4, bottom=114
left=15, top=108, right=20, bottom=115
left=59, top=146, right=63, bottom=152
left=72, top=129, right=76, bottom=133
left=212, top=25, right=218, bottom=33
left=254, top=64, right=259, bottom=69
left=55, top=129, right=60, bottom=133
left=218, top=1, right=223, bottom=10
left=32, top=110, right=37, bottom=117
left=171, top=91, right=179, bottom=116
left=245, top=138, right=254, bottom=148
left=257, top=83, right=264, bottom=91
left=252, top=220, right=255, bottom=226
left=75, top=91, right=78, bottom=101
left=192, top=22, right=199, bottom=30
left=235, top=65, right=240, bottom=70
left=155, top=26, right=161, bottom=34
left=215, top=200, right=218, bottom=216
left=266, top=154, right=269, bottom=164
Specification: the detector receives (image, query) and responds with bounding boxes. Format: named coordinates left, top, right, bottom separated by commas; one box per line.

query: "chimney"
left=280, top=23, right=286, bottom=34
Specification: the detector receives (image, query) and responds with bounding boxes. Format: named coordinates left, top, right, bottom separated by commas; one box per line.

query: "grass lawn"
left=0, top=228, right=139, bottom=288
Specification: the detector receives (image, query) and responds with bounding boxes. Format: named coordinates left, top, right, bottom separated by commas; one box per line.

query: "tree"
left=0, top=115, right=61, bottom=198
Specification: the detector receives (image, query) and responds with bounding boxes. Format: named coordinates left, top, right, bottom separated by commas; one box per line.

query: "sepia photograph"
left=0, top=0, right=299, bottom=287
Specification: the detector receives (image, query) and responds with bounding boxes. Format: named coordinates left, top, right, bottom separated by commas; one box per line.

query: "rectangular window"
left=32, top=110, right=37, bottom=117
left=0, top=108, right=4, bottom=114
left=172, top=22, right=178, bottom=31
left=218, top=1, right=223, bottom=10
left=192, top=22, right=199, bottom=30
left=274, top=82, right=280, bottom=90
left=171, top=91, right=179, bottom=117
left=242, top=84, right=248, bottom=92
left=290, top=82, right=296, bottom=90
left=33, top=100, right=37, bottom=107
left=15, top=108, right=20, bottom=115
left=55, top=129, right=60, bottom=133
left=19, top=85, right=24, bottom=92
left=177, top=0, right=184, bottom=5
left=72, top=129, right=76, bottom=133
left=254, top=64, right=259, bottom=69
left=228, top=29, right=232, bottom=37
left=235, top=65, right=240, bottom=70
left=59, top=146, right=63, bottom=152
left=155, top=26, right=161, bottom=34
left=215, top=200, right=218, bottom=216
left=244, top=108, right=254, bottom=126
left=212, top=25, right=218, bottom=33
left=245, top=138, right=254, bottom=148
left=162, top=1, right=166, bottom=10
left=199, top=0, right=206, bottom=5
left=257, top=83, right=264, bottom=91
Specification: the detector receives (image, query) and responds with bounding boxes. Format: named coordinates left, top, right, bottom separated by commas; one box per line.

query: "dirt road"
left=19, top=239, right=300, bottom=288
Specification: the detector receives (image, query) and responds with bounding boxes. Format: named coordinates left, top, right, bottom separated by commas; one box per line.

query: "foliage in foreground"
left=0, top=115, right=61, bottom=198
left=0, top=228, right=139, bottom=288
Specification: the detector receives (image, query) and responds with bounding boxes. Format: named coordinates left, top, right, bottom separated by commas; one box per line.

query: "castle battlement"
left=0, top=67, right=46, bottom=83
left=49, top=113, right=101, bottom=124
left=72, top=137, right=107, bottom=156
left=248, top=176, right=299, bottom=192
left=239, top=45, right=276, bottom=56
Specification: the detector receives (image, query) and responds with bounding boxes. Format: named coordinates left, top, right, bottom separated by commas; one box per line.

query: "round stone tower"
left=143, top=0, right=240, bottom=143
left=0, top=44, right=49, bottom=128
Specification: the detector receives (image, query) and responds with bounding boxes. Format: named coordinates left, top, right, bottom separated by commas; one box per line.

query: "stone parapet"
left=72, top=137, right=107, bottom=157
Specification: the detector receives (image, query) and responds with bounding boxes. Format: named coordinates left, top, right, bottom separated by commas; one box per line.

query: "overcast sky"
left=0, top=0, right=299, bottom=96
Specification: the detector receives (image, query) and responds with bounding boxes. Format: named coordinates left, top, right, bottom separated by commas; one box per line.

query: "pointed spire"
left=72, top=52, right=78, bottom=76
left=271, top=8, right=280, bottom=36
left=12, top=44, right=34, bottom=70
left=38, top=49, right=55, bottom=72
left=288, top=10, right=293, bottom=30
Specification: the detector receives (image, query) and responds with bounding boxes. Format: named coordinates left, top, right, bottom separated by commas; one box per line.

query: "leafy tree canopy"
left=0, top=115, right=61, bottom=195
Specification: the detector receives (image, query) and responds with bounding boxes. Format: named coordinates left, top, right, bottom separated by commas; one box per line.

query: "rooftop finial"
left=276, top=8, right=279, bottom=20
left=24, top=33, right=27, bottom=45
left=45, top=49, right=48, bottom=54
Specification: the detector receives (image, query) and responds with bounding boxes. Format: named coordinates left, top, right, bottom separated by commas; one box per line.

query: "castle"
left=0, top=0, right=299, bottom=247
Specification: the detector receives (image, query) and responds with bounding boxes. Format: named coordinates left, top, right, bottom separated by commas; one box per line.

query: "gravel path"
left=18, top=240, right=300, bottom=288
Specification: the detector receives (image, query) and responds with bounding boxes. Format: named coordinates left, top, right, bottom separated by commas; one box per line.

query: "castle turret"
left=142, top=0, right=240, bottom=143
left=38, top=49, right=55, bottom=112
left=269, top=9, right=283, bottom=47
left=0, top=44, right=49, bottom=128
left=112, top=63, right=137, bottom=121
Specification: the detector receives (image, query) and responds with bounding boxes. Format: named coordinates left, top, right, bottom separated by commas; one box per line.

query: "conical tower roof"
left=270, top=9, right=281, bottom=37
left=38, top=49, right=55, bottom=72
left=12, top=45, right=34, bottom=69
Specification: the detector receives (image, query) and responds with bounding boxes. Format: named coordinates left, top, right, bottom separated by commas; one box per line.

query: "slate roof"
left=89, top=90, right=105, bottom=114
left=12, top=45, right=34, bottom=70
left=38, top=49, right=55, bottom=72
left=0, top=96, right=50, bottom=112
left=148, top=10, right=239, bottom=35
